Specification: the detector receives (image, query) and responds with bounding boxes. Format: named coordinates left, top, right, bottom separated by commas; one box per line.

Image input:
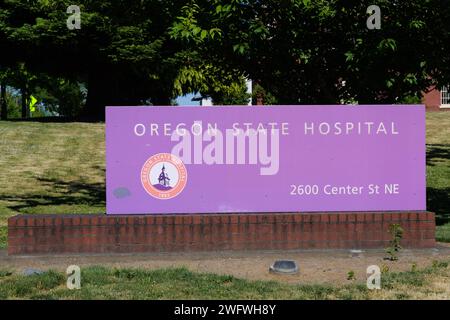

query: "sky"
left=175, top=93, right=200, bottom=106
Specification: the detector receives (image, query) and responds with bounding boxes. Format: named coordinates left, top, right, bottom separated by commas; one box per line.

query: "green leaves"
left=172, top=61, right=247, bottom=104
left=378, top=38, right=397, bottom=52
left=404, top=73, right=418, bottom=85
left=386, top=79, right=395, bottom=89
left=170, top=3, right=222, bottom=43
left=293, top=0, right=311, bottom=9
left=409, top=20, right=425, bottom=30
left=344, top=52, right=354, bottom=62
left=232, top=43, right=249, bottom=55
left=173, top=66, right=207, bottom=97
left=1, top=0, right=448, bottom=112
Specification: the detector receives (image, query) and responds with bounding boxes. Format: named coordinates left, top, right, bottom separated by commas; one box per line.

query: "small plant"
left=252, top=83, right=278, bottom=105
left=432, top=260, right=448, bottom=269
left=411, top=263, right=417, bottom=272
left=0, top=270, right=13, bottom=278
left=381, top=264, right=390, bottom=274
left=347, top=270, right=356, bottom=281
left=384, top=224, right=403, bottom=261
left=113, top=269, right=140, bottom=280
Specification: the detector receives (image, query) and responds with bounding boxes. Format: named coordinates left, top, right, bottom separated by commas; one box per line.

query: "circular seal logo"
left=141, top=153, right=187, bottom=200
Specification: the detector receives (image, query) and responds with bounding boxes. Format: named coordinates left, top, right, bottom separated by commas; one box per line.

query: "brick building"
left=422, top=86, right=450, bottom=110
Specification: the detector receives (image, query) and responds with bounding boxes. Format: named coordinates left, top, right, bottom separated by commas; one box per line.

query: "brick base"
left=8, top=212, right=436, bottom=255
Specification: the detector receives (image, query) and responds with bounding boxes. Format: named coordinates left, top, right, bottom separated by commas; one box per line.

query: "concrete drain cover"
left=269, top=260, right=299, bottom=275
left=349, top=249, right=364, bottom=257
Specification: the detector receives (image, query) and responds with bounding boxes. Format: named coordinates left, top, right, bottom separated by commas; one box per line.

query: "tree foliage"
left=0, top=1, right=179, bottom=118
left=1, top=0, right=449, bottom=120
left=170, top=0, right=450, bottom=104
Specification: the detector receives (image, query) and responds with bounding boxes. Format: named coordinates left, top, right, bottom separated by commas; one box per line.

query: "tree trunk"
left=0, top=82, right=7, bottom=120
left=21, top=87, right=29, bottom=119
left=84, top=73, right=108, bottom=121
left=84, top=67, right=125, bottom=121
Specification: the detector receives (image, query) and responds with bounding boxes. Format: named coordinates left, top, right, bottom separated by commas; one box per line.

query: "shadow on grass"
left=426, top=144, right=450, bottom=166
left=427, top=187, right=450, bottom=225
left=426, top=144, right=450, bottom=225
left=2, top=176, right=105, bottom=213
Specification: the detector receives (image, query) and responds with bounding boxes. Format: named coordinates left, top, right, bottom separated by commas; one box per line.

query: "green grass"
left=0, top=111, right=449, bottom=248
left=426, top=112, right=450, bottom=239
left=436, top=223, right=450, bottom=242
left=0, top=121, right=105, bottom=248
left=0, top=261, right=448, bottom=300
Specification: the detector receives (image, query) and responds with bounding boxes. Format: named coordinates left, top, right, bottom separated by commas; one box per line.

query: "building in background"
left=422, top=86, right=450, bottom=110
left=176, top=82, right=449, bottom=110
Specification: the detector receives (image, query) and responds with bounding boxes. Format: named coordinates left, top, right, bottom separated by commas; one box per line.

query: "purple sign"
left=106, top=105, right=425, bottom=214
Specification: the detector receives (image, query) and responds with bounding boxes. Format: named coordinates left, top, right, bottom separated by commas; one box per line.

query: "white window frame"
left=440, top=86, right=450, bottom=108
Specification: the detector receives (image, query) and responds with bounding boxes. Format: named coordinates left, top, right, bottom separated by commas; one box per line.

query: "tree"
left=0, top=82, right=6, bottom=120
left=0, top=1, right=266, bottom=119
left=2, top=0, right=449, bottom=120
left=170, top=0, right=450, bottom=105
left=211, top=78, right=251, bottom=105
left=0, top=63, right=86, bottom=118
left=0, top=1, right=189, bottom=119
left=31, top=77, right=86, bottom=117
left=0, top=64, right=32, bottom=118
left=0, top=68, right=7, bottom=120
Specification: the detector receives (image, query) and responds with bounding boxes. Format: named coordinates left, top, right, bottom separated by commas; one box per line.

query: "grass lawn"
left=0, top=121, right=105, bottom=248
left=0, top=261, right=449, bottom=300
left=0, top=112, right=449, bottom=248
left=426, top=112, right=450, bottom=241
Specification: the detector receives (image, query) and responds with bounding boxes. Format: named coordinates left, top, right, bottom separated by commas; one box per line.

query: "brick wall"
left=422, top=87, right=441, bottom=110
left=8, top=212, right=435, bottom=255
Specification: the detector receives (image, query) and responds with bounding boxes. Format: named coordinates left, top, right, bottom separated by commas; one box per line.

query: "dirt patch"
left=2, top=244, right=450, bottom=285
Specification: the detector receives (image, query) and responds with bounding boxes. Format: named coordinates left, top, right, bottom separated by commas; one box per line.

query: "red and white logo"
left=141, top=153, right=187, bottom=200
